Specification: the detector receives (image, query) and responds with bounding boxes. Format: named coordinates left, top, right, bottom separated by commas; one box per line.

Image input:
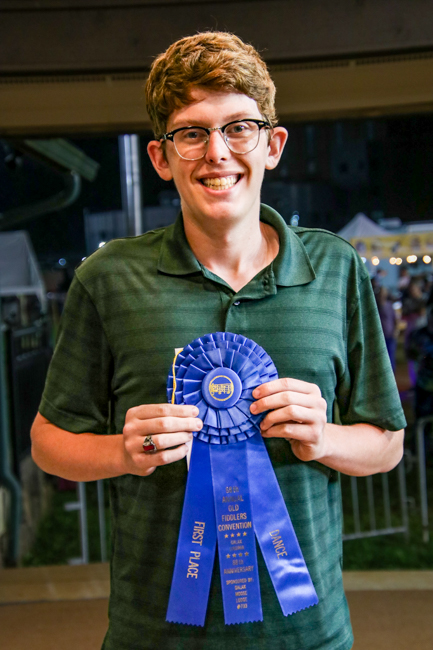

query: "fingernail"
left=192, top=407, right=199, bottom=416
left=196, top=419, right=203, bottom=430
left=252, top=388, right=260, bottom=398
left=250, top=402, right=257, bottom=413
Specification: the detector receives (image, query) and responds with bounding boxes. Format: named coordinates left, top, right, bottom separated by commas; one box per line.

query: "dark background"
left=1, top=112, right=433, bottom=269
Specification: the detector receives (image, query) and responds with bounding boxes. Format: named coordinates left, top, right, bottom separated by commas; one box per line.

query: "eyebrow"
left=169, top=113, right=260, bottom=130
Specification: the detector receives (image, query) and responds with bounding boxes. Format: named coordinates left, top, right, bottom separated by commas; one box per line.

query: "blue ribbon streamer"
left=210, top=441, right=262, bottom=624
left=166, top=332, right=318, bottom=626
left=247, top=433, right=319, bottom=615
left=166, top=437, right=216, bottom=626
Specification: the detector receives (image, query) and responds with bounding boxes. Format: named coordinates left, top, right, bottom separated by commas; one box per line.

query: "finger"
left=261, top=422, right=317, bottom=440
left=126, top=403, right=199, bottom=422
left=252, top=378, right=321, bottom=399
left=149, top=417, right=203, bottom=435
left=143, top=443, right=190, bottom=469
left=251, top=390, right=318, bottom=415
left=124, top=416, right=203, bottom=437
left=260, top=405, right=317, bottom=431
left=148, top=432, right=193, bottom=451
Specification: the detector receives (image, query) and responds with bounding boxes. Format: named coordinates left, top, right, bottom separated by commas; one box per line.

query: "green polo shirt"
left=40, top=205, right=406, bottom=650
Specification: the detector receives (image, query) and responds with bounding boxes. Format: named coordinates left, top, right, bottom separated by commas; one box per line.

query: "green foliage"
left=22, top=483, right=110, bottom=566
left=342, top=462, right=433, bottom=569
left=343, top=517, right=433, bottom=570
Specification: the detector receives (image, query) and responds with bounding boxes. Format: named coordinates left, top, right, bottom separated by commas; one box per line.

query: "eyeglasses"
left=161, top=118, right=271, bottom=161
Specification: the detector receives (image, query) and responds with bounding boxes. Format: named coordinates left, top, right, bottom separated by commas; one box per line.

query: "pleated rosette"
left=167, top=331, right=278, bottom=444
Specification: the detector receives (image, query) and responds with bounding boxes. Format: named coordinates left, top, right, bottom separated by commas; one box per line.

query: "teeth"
left=202, top=175, right=238, bottom=190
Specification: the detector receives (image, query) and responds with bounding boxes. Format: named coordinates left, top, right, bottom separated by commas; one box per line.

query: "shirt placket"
left=218, top=269, right=277, bottom=333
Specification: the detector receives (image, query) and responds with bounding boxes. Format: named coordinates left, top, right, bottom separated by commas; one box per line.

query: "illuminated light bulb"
left=407, top=255, right=417, bottom=263
left=395, top=258, right=403, bottom=265
left=361, top=257, right=367, bottom=263
left=390, top=257, right=396, bottom=265
left=371, top=256, right=380, bottom=266
left=423, top=255, right=431, bottom=264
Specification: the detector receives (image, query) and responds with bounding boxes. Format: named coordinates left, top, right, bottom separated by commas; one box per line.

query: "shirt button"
left=233, top=300, right=241, bottom=306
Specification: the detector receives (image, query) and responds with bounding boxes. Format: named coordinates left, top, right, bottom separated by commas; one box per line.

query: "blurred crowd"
left=372, top=267, right=433, bottom=424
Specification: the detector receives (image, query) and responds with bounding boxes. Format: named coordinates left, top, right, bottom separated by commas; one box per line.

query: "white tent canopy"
left=337, top=213, right=389, bottom=240
left=0, top=231, right=46, bottom=310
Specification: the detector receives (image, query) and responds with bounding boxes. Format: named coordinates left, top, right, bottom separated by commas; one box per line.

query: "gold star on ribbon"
left=237, top=532, right=241, bottom=537
left=245, top=552, right=249, bottom=556
left=231, top=533, right=235, bottom=537
left=243, top=532, right=247, bottom=536
left=224, top=534, right=228, bottom=538
left=233, top=553, right=237, bottom=558
left=226, top=554, right=231, bottom=559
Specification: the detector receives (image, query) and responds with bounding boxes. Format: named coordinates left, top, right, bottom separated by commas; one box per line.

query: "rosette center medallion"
left=202, top=367, right=242, bottom=408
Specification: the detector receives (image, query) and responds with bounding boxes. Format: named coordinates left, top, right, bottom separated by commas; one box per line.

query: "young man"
left=32, top=32, right=405, bottom=650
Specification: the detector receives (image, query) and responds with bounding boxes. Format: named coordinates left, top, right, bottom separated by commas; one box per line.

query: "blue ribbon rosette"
left=166, top=332, right=318, bottom=626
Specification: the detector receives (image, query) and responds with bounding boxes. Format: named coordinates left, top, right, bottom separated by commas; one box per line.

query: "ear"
left=147, top=140, right=173, bottom=181
left=265, top=127, right=288, bottom=171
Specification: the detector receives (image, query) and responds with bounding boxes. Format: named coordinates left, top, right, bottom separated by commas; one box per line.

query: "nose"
left=204, top=129, right=230, bottom=163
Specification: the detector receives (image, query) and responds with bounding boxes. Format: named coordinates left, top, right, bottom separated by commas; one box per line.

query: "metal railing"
left=415, top=416, right=431, bottom=543
left=342, top=461, right=409, bottom=541
left=64, top=480, right=107, bottom=564
left=342, top=421, right=430, bottom=543
left=66, top=424, right=430, bottom=562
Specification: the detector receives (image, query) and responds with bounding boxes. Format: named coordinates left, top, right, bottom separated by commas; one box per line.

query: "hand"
left=122, top=403, right=202, bottom=476
left=250, top=378, right=328, bottom=462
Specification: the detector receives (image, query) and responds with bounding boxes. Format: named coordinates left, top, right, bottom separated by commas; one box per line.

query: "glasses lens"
left=225, top=120, right=261, bottom=154
left=173, top=127, right=208, bottom=160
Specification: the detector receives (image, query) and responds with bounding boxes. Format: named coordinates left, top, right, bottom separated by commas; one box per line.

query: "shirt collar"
left=157, top=204, right=316, bottom=287
left=259, top=204, right=316, bottom=287
left=157, top=214, right=202, bottom=275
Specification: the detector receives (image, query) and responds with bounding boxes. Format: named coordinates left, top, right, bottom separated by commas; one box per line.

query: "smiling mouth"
left=200, top=175, right=240, bottom=190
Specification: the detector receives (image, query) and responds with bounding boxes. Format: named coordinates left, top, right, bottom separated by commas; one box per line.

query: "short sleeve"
left=39, top=274, right=113, bottom=434
left=336, top=275, right=406, bottom=431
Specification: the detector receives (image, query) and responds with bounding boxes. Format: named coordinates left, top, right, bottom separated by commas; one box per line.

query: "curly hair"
left=144, top=31, right=277, bottom=138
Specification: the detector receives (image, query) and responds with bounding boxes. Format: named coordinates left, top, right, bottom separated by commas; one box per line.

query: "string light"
left=371, top=256, right=380, bottom=266
left=407, top=255, right=417, bottom=263
left=389, top=257, right=396, bottom=265
left=423, top=255, right=432, bottom=264
left=395, top=258, right=403, bottom=265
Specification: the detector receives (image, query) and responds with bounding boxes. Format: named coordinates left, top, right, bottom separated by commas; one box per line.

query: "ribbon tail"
left=247, top=434, right=319, bottom=615
left=209, top=443, right=263, bottom=625
left=166, top=438, right=217, bottom=626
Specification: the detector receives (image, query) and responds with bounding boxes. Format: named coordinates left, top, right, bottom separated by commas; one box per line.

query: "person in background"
left=374, top=284, right=398, bottom=371
left=401, top=277, right=425, bottom=339
left=401, top=277, right=425, bottom=385
left=406, top=303, right=433, bottom=420
left=397, top=266, right=410, bottom=292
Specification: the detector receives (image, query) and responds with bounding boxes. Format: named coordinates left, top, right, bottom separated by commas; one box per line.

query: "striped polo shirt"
left=40, top=204, right=405, bottom=650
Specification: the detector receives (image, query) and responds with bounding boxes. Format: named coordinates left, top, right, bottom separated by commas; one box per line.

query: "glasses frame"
left=160, top=118, right=271, bottom=160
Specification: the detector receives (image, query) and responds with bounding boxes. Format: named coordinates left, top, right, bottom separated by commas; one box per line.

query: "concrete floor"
left=1, top=565, right=433, bottom=649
